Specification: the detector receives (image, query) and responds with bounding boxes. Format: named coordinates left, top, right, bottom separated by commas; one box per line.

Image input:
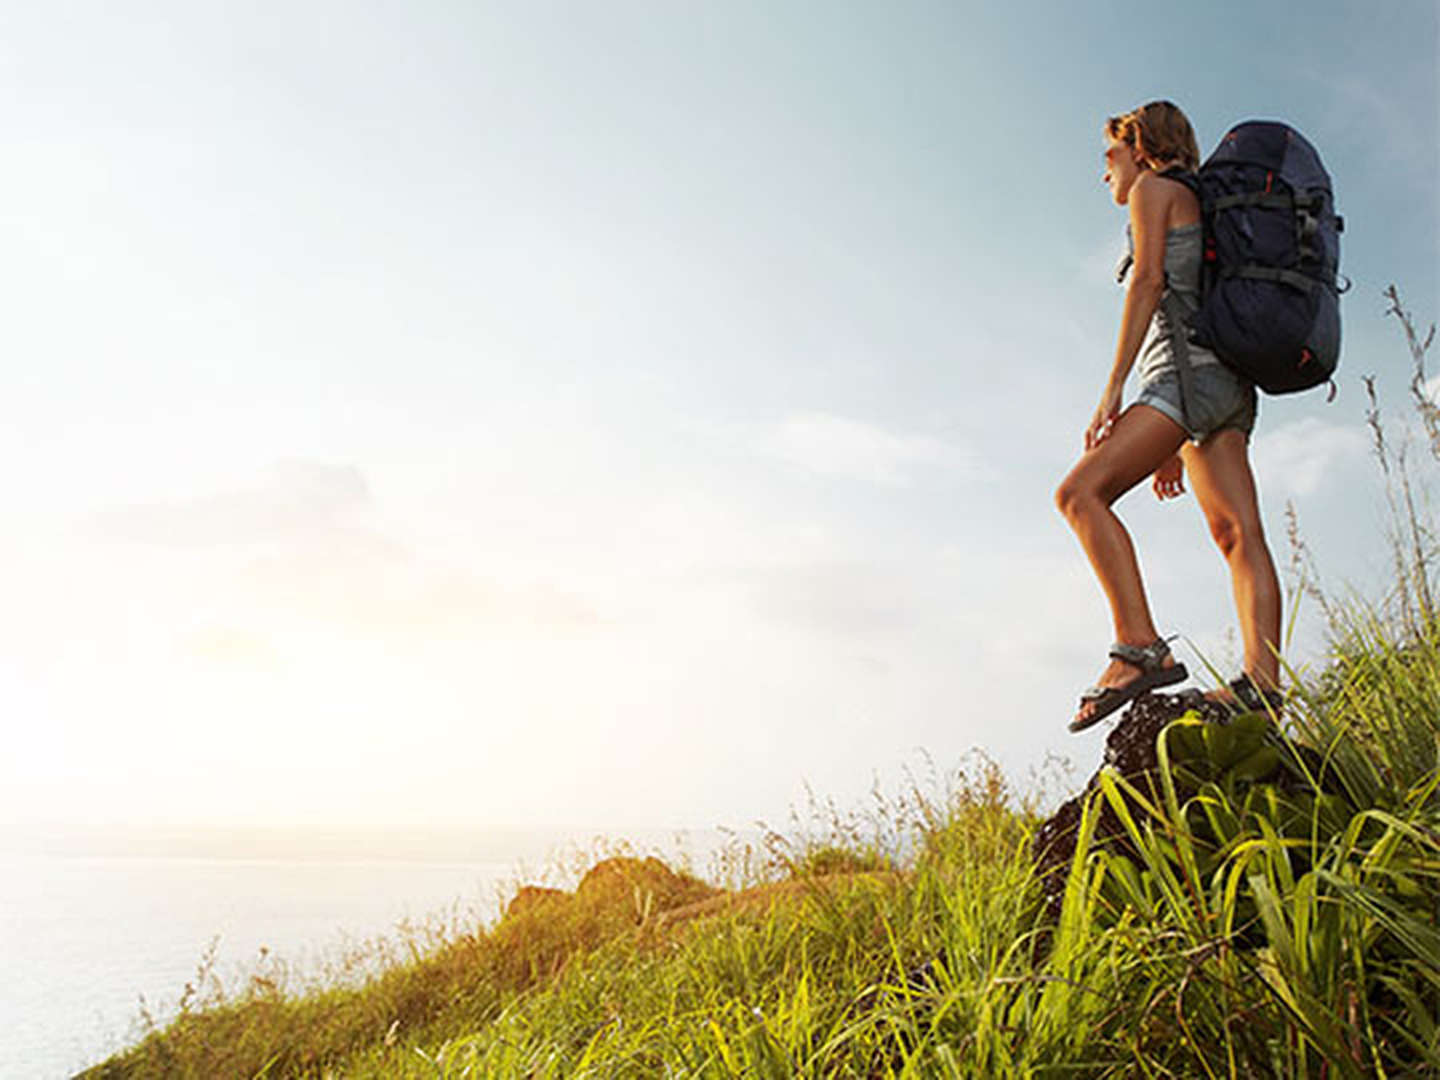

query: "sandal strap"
left=1229, top=674, right=1283, bottom=710
left=1108, top=637, right=1174, bottom=672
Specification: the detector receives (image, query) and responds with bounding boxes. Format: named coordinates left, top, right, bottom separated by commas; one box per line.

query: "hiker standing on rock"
left=1056, top=100, right=1282, bottom=732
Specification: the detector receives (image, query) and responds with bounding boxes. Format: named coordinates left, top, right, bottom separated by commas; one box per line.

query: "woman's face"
left=1103, top=137, right=1143, bottom=205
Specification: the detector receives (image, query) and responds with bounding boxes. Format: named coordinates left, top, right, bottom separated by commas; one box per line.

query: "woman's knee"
left=1208, top=513, right=1264, bottom=560
left=1205, top=513, right=1237, bottom=556
left=1054, top=477, right=1075, bottom=519
left=1055, top=473, right=1098, bottom=522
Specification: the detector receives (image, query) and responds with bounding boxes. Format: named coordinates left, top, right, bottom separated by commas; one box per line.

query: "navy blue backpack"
left=1172, top=121, right=1345, bottom=395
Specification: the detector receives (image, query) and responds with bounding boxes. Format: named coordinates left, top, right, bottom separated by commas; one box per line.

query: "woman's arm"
left=1085, top=173, right=1171, bottom=449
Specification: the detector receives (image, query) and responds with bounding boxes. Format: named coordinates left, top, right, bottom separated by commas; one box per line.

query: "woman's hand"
left=1084, top=385, right=1124, bottom=450
left=1152, top=454, right=1185, bottom=500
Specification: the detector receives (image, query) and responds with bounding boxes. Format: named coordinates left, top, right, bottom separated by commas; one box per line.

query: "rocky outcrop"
left=498, top=855, right=720, bottom=935
left=1031, top=691, right=1236, bottom=920
left=1030, top=690, right=1333, bottom=922
left=503, top=885, right=568, bottom=921
left=573, top=855, right=719, bottom=917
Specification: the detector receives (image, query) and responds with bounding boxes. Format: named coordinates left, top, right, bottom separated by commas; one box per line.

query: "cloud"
left=234, top=554, right=599, bottom=638
left=762, top=411, right=969, bottom=486
left=90, top=459, right=374, bottom=547
left=729, top=561, right=922, bottom=637
left=76, top=460, right=602, bottom=649
left=1253, top=417, right=1368, bottom=498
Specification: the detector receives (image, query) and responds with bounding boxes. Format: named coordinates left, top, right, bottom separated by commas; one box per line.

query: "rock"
left=497, top=856, right=721, bottom=939
left=1031, top=690, right=1233, bottom=920
left=575, top=856, right=717, bottom=918
left=503, top=885, right=567, bottom=921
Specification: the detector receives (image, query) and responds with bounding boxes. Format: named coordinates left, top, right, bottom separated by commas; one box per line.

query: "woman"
left=1056, top=101, right=1282, bottom=733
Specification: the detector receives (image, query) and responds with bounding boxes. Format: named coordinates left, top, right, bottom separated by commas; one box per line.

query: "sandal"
left=1220, top=673, right=1285, bottom=713
left=1070, top=638, right=1189, bottom=733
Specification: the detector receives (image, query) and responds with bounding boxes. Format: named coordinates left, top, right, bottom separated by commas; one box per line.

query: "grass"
left=80, top=656, right=1440, bottom=1078
left=85, top=291, right=1440, bottom=1078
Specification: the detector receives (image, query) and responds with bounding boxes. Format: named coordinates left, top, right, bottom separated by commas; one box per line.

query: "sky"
left=0, top=0, right=1435, bottom=831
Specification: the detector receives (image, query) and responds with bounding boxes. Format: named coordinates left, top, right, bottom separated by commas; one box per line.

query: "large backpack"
left=1172, top=121, right=1345, bottom=396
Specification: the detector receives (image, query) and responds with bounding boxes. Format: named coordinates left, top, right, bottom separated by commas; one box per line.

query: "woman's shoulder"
left=1132, top=169, right=1200, bottom=228
left=1127, top=170, right=1174, bottom=220
left=1131, top=167, right=1184, bottom=196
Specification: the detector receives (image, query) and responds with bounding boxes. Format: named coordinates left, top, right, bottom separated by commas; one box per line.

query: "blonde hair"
left=1105, top=101, right=1200, bottom=171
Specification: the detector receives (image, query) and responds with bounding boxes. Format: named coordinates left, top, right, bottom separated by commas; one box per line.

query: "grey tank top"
left=1125, top=222, right=1219, bottom=384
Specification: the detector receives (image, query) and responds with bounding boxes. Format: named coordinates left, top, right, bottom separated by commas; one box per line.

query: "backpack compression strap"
left=1223, top=265, right=1327, bottom=295
left=1209, top=188, right=1340, bottom=286
left=1210, top=189, right=1340, bottom=230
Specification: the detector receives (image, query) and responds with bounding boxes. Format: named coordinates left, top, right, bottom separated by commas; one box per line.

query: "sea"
left=1, top=822, right=735, bottom=1079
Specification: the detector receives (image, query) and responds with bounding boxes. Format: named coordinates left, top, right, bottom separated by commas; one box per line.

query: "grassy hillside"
left=88, top=294, right=1440, bottom=1076
left=83, top=609, right=1440, bottom=1075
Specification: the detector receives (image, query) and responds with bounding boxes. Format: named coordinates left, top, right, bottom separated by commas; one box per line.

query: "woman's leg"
left=1179, top=428, right=1282, bottom=688
left=1056, top=404, right=1188, bottom=720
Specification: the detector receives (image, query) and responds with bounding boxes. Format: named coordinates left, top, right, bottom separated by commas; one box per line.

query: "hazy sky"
left=1, top=1, right=1436, bottom=830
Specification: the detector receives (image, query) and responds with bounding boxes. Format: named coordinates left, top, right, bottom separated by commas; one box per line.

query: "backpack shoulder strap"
left=1156, top=166, right=1201, bottom=199
left=1154, top=165, right=1201, bottom=431
left=1161, top=291, right=1196, bottom=434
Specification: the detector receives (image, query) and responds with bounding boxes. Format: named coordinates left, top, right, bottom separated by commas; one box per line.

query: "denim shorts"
left=1134, top=363, right=1258, bottom=443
